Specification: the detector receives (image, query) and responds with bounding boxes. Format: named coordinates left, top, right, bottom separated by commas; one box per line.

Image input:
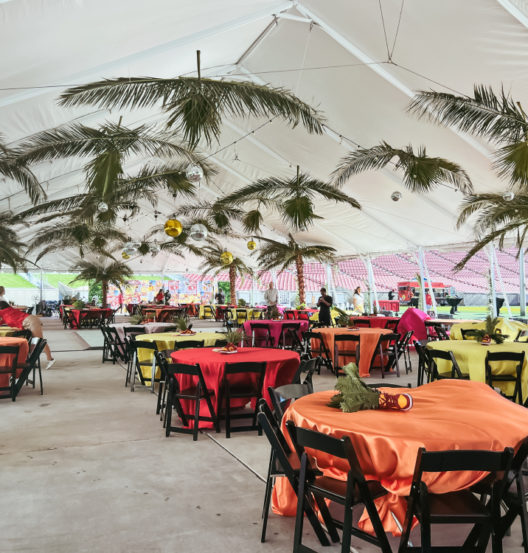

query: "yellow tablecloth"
left=0, top=326, right=19, bottom=337
left=449, top=318, right=528, bottom=342
left=426, top=339, right=528, bottom=400
left=309, top=308, right=344, bottom=323
left=198, top=305, right=256, bottom=323
left=135, top=331, right=226, bottom=378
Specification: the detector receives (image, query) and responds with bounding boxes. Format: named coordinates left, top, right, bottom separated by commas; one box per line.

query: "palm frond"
left=59, top=76, right=325, bottom=148
left=493, top=142, right=528, bottom=188
left=0, top=135, right=44, bottom=204
left=408, top=85, right=528, bottom=145
left=333, top=142, right=473, bottom=193
left=71, top=259, right=133, bottom=287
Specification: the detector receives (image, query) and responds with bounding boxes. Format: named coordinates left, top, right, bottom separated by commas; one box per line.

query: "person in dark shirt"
left=317, top=287, right=333, bottom=326
left=388, top=289, right=395, bottom=301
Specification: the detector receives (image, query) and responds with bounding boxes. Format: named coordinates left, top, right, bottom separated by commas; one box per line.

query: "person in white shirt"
left=352, top=286, right=365, bottom=313
left=264, top=282, right=278, bottom=307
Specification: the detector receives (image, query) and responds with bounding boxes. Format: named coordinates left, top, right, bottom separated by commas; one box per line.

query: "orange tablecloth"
left=272, top=380, right=528, bottom=535
left=312, top=327, right=391, bottom=377
left=0, top=337, right=29, bottom=387
left=170, top=347, right=299, bottom=428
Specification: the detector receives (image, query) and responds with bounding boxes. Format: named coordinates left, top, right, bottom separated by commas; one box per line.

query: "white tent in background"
left=1, top=0, right=528, bottom=272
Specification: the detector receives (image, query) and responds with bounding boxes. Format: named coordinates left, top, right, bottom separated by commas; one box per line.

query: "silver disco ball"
left=189, top=223, right=208, bottom=242
left=123, top=245, right=136, bottom=256
left=185, top=164, right=203, bottom=183
left=97, top=201, right=109, bottom=213
left=391, top=191, right=402, bottom=201
left=503, top=191, right=515, bottom=201
left=130, top=241, right=141, bottom=250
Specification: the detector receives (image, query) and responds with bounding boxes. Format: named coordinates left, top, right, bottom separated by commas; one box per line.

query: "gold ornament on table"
left=247, top=240, right=257, bottom=251
left=220, top=251, right=233, bottom=265
left=121, top=251, right=130, bottom=260
left=164, top=219, right=183, bottom=237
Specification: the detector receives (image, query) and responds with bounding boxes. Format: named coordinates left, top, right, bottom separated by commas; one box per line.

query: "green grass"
left=44, top=273, right=90, bottom=288
left=130, top=274, right=166, bottom=281
left=0, top=274, right=36, bottom=288
left=399, top=305, right=525, bottom=319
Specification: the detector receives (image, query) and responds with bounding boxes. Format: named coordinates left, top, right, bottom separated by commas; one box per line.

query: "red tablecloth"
left=378, top=300, right=399, bottom=312
left=312, top=327, right=391, bottom=377
left=0, top=337, right=29, bottom=387
left=284, top=309, right=317, bottom=320
left=272, top=380, right=528, bottom=536
left=170, top=347, right=300, bottom=428
left=70, top=308, right=112, bottom=329
left=350, top=316, right=400, bottom=329
left=242, top=319, right=309, bottom=347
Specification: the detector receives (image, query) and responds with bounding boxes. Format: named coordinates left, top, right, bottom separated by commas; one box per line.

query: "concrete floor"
left=0, top=318, right=525, bottom=552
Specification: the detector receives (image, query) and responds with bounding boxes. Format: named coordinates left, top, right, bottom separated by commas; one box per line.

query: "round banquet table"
left=242, top=319, right=309, bottom=347
left=136, top=331, right=225, bottom=377
left=0, top=336, right=29, bottom=388
left=69, top=308, right=112, bottom=328
left=109, top=322, right=177, bottom=343
left=449, top=317, right=528, bottom=342
left=311, top=327, right=391, bottom=377
left=272, top=380, right=528, bottom=536
left=169, top=347, right=300, bottom=429
left=426, top=339, right=528, bottom=399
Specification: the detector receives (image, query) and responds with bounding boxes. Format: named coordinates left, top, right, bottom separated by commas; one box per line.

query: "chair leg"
left=156, top=381, right=164, bottom=415
left=293, top=463, right=307, bottom=553
left=193, top=395, right=200, bottom=441
left=38, top=364, right=43, bottom=395
left=225, top=391, right=231, bottom=439
left=261, top=458, right=274, bottom=543
left=165, top=390, right=173, bottom=437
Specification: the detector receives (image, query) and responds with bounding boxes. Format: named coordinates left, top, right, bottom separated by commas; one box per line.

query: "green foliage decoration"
left=327, top=363, right=381, bottom=413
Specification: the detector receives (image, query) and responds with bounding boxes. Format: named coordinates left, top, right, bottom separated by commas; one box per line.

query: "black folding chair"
left=23, top=337, right=47, bottom=395
left=485, top=350, right=525, bottom=404
left=303, top=331, right=332, bottom=373
left=372, top=332, right=401, bottom=378
left=249, top=323, right=273, bottom=348
left=427, top=348, right=469, bottom=381
left=398, top=446, right=514, bottom=553
left=0, top=345, right=20, bottom=401
left=164, top=362, right=219, bottom=441
left=257, top=405, right=333, bottom=546
left=460, top=328, right=476, bottom=341
left=414, top=341, right=431, bottom=385
left=218, top=361, right=265, bottom=438
left=268, top=381, right=313, bottom=422
left=351, top=318, right=371, bottom=328
left=286, top=421, right=393, bottom=553
left=128, top=340, right=161, bottom=392
left=277, top=322, right=302, bottom=351
left=333, top=334, right=361, bottom=375
left=174, top=340, right=204, bottom=350
left=392, top=330, right=413, bottom=374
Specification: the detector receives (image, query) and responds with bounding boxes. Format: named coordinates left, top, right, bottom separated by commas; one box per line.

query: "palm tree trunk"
left=295, top=254, right=305, bottom=305
left=229, top=265, right=236, bottom=305
left=101, top=280, right=108, bottom=308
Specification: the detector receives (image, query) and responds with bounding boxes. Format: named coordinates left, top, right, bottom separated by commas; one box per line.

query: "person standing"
left=215, top=289, right=225, bottom=304
left=155, top=288, right=164, bottom=304
left=264, top=282, right=278, bottom=317
left=352, top=286, right=364, bottom=313
left=164, top=289, right=171, bottom=305
left=0, top=287, right=6, bottom=302
left=317, top=287, right=333, bottom=326
left=388, top=289, right=395, bottom=301
left=0, top=301, right=55, bottom=369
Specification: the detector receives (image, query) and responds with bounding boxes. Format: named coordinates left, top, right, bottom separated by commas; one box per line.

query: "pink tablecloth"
left=398, top=308, right=430, bottom=342
left=109, top=322, right=177, bottom=343
left=243, top=319, right=309, bottom=347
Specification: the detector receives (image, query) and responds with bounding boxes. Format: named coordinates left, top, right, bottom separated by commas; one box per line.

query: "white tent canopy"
left=2, top=0, right=528, bottom=271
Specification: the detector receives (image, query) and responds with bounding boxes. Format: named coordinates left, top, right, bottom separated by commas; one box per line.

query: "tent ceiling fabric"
left=1, top=0, right=526, bottom=271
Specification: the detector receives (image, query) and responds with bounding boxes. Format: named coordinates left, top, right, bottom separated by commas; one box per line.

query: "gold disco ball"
left=121, top=251, right=130, bottom=260
left=247, top=240, right=257, bottom=251
left=164, top=219, right=183, bottom=237
left=220, top=251, right=233, bottom=265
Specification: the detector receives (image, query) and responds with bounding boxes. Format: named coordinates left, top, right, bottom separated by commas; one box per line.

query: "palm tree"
left=0, top=135, right=44, bottom=203
left=217, top=166, right=361, bottom=233
left=71, top=259, right=133, bottom=308
left=200, top=244, right=252, bottom=305
left=17, top=122, right=205, bottom=224
left=58, top=51, right=324, bottom=148
left=0, top=212, right=27, bottom=271
left=27, top=220, right=128, bottom=262
left=453, top=193, right=528, bottom=270
left=408, top=85, right=528, bottom=188
left=333, top=142, right=473, bottom=193
left=256, top=234, right=336, bottom=305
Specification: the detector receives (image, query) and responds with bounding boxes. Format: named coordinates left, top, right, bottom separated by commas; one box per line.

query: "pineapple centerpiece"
left=175, top=316, right=194, bottom=334
left=223, top=329, right=245, bottom=352
left=464, top=316, right=507, bottom=344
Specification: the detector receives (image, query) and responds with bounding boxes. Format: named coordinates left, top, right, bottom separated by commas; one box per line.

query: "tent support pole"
left=415, top=251, right=428, bottom=314
left=487, top=246, right=498, bottom=318
left=420, top=248, right=438, bottom=318
left=520, top=249, right=526, bottom=318
left=492, top=246, right=512, bottom=318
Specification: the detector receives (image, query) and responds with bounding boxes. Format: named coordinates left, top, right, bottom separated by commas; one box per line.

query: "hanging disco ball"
left=123, top=245, right=136, bottom=256
left=130, top=241, right=141, bottom=250
left=185, top=164, right=203, bottom=183
left=97, top=201, right=109, bottom=213
left=391, top=191, right=402, bottom=201
left=220, top=251, right=233, bottom=265
left=189, top=223, right=208, bottom=242
left=503, top=191, right=515, bottom=201
left=247, top=240, right=257, bottom=251
left=121, top=251, right=130, bottom=260
left=164, top=219, right=183, bottom=237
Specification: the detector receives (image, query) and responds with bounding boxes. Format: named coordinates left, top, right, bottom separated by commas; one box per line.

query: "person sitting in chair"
left=0, top=301, right=55, bottom=369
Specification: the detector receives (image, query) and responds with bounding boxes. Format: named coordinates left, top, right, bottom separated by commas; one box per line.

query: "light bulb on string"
left=391, top=191, right=402, bottom=201
left=503, top=191, right=515, bottom=201
left=185, top=164, right=203, bottom=183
